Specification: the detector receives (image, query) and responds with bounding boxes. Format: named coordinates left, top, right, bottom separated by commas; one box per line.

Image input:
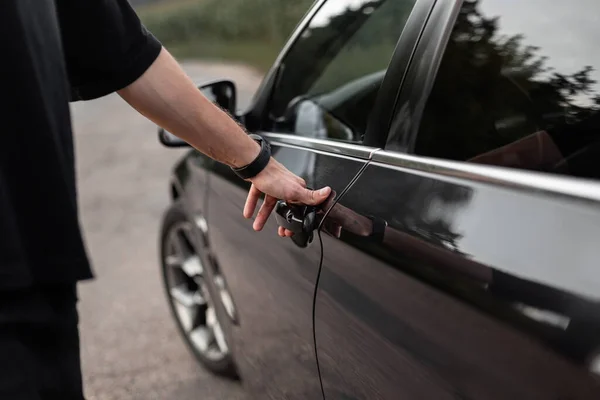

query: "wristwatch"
left=231, top=134, right=271, bottom=179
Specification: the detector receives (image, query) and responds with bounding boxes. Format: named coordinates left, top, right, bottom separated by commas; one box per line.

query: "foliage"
left=138, top=0, right=314, bottom=68
left=409, top=0, right=600, bottom=252
left=307, top=0, right=414, bottom=94
left=416, top=0, right=600, bottom=162
left=271, top=0, right=415, bottom=117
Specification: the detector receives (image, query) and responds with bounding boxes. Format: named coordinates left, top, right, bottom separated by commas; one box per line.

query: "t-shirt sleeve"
left=55, top=0, right=163, bottom=101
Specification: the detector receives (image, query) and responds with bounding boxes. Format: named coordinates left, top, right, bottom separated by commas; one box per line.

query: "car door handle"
left=275, top=201, right=317, bottom=248
left=274, top=190, right=337, bottom=248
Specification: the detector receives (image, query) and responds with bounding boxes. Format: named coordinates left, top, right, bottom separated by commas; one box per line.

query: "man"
left=0, top=0, right=330, bottom=398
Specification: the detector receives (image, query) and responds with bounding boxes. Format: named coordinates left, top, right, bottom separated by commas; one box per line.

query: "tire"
left=159, top=201, right=238, bottom=378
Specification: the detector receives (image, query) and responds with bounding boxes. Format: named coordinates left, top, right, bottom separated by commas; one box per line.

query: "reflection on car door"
left=205, top=138, right=369, bottom=398
left=315, top=159, right=600, bottom=399
left=205, top=0, right=427, bottom=396
left=314, top=1, right=600, bottom=398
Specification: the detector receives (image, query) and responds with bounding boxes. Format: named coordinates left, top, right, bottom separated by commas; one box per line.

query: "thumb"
left=300, top=186, right=331, bottom=206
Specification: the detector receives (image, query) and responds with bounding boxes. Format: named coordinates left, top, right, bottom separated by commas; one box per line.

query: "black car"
left=157, top=0, right=600, bottom=398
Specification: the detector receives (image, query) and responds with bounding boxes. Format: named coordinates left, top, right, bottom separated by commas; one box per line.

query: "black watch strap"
left=232, top=134, right=271, bottom=179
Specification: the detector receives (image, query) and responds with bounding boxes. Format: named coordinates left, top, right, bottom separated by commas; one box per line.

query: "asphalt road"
left=70, top=61, right=262, bottom=400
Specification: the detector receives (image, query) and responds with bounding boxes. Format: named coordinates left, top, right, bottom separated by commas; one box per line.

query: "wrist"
left=232, top=138, right=261, bottom=169
left=231, top=134, right=272, bottom=180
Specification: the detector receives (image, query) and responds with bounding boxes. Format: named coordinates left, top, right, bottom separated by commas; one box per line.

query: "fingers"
left=243, top=185, right=261, bottom=219
left=253, top=195, right=277, bottom=231
left=278, top=226, right=295, bottom=237
left=294, top=186, right=332, bottom=206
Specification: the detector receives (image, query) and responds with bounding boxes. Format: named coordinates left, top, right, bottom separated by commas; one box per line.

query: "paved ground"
left=70, top=61, right=262, bottom=400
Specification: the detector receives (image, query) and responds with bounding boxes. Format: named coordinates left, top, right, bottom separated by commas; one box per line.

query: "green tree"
left=416, top=0, right=600, bottom=163
left=402, top=0, right=600, bottom=252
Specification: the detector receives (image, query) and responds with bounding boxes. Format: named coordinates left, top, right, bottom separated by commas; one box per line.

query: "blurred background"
left=74, top=1, right=314, bottom=399
left=135, top=0, right=313, bottom=73
left=64, top=0, right=600, bottom=398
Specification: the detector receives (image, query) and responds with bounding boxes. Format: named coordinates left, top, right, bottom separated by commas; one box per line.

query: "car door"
left=204, top=0, right=424, bottom=398
left=315, top=0, right=600, bottom=399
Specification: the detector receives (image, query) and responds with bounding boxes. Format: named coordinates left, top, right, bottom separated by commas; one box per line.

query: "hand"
left=243, top=158, right=331, bottom=232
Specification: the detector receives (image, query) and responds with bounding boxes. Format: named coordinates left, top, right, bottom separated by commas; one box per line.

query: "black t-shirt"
left=0, top=0, right=162, bottom=290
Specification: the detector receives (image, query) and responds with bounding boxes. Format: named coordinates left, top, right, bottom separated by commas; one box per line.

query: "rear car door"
left=204, top=0, right=424, bottom=397
left=315, top=0, right=600, bottom=398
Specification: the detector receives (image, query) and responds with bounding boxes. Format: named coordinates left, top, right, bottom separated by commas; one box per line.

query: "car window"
left=268, top=0, right=417, bottom=143
left=403, top=0, right=600, bottom=181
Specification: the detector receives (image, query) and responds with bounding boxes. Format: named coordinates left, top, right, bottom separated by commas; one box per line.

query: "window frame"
left=380, top=0, right=600, bottom=198
left=383, top=0, right=463, bottom=153
left=243, top=0, right=436, bottom=148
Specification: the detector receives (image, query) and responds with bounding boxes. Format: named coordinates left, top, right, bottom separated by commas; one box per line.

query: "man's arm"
left=117, top=48, right=260, bottom=169
left=117, top=48, right=331, bottom=231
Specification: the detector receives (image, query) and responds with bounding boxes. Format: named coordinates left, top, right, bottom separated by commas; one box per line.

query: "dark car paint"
left=316, top=159, right=600, bottom=399
left=163, top=0, right=600, bottom=398
left=312, top=0, right=600, bottom=396
left=206, top=149, right=367, bottom=399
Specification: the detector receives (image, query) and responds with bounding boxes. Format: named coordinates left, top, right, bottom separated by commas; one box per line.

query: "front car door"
left=204, top=0, right=422, bottom=397
left=315, top=0, right=600, bottom=398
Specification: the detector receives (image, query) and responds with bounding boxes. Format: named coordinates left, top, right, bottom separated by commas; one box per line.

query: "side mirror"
left=158, top=80, right=237, bottom=147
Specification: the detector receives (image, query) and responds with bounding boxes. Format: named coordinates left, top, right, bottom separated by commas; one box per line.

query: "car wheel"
left=160, top=202, right=237, bottom=378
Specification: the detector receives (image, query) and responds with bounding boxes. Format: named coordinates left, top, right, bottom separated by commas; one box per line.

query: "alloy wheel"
left=163, top=222, right=229, bottom=361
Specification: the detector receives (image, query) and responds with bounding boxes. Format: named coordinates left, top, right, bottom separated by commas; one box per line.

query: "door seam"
left=311, top=148, right=379, bottom=399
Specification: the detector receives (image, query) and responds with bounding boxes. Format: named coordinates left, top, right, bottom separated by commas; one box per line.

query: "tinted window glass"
left=411, top=0, right=600, bottom=180
left=269, top=0, right=417, bottom=142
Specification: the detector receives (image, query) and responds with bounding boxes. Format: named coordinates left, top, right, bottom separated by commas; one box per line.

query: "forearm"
left=117, top=47, right=259, bottom=168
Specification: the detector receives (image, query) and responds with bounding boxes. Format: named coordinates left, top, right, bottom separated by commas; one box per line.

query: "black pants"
left=0, top=284, right=85, bottom=400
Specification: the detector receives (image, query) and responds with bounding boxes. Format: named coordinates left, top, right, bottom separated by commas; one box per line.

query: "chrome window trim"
left=372, top=150, right=600, bottom=205
left=261, top=132, right=379, bottom=160
left=268, top=140, right=370, bottom=163
left=261, top=133, right=600, bottom=205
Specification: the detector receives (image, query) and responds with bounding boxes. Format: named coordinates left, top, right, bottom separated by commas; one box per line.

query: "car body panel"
left=161, top=0, right=600, bottom=398
left=205, top=141, right=367, bottom=398
left=313, top=0, right=600, bottom=397
left=315, top=156, right=600, bottom=399
left=196, top=0, right=430, bottom=396
left=170, top=149, right=213, bottom=250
